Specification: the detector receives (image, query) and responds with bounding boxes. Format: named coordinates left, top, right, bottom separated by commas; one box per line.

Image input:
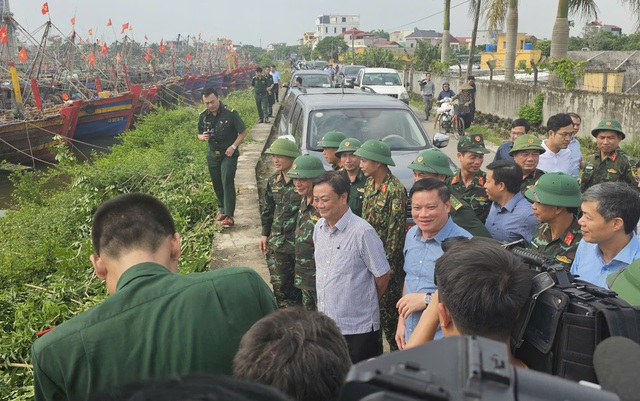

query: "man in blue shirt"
left=484, top=160, right=538, bottom=245
left=395, top=179, right=472, bottom=349
left=493, top=118, right=530, bottom=162
left=571, top=182, right=640, bottom=288
left=269, top=65, right=281, bottom=102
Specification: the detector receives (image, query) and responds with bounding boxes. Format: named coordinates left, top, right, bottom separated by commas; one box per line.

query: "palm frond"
left=481, top=0, right=508, bottom=33
left=568, top=0, right=599, bottom=21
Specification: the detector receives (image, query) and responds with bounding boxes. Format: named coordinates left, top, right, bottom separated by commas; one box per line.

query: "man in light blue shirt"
left=395, top=179, right=472, bottom=349
left=571, top=182, right=640, bottom=288
left=567, top=112, right=585, bottom=179
left=269, top=65, right=281, bottom=102
left=484, top=160, right=538, bottom=246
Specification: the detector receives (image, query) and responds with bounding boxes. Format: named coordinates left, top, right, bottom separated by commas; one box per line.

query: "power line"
left=390, top=0, right=472, bottom=30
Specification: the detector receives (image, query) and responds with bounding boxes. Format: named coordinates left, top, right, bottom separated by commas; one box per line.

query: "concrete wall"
left=403, top=70, right=640, bottom=141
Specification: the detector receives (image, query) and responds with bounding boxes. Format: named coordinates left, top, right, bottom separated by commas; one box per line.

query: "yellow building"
left=302, top=32, right=316, bottom=46
left=583, top=71, right=624, bottom=93
left=480, top=33, right=541, bottom=70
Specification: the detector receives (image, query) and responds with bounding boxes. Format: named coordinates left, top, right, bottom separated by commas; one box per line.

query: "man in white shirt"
left=538, top=113, right=574, bottom=175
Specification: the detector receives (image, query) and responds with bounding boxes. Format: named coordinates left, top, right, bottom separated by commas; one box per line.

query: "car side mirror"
left=433, top=133, right=449, bottom=148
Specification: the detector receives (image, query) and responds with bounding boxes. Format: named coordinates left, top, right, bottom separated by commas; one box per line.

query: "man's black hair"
left=202, top=87, right=218, bottom=98
left=486, top=160, right=523, bottom=194
left=436, top=237, right=532, bottom=341
left=256, top=67, right=263, bottom=73
left=295, top=76, right=303, bottom=84
left=234, top=307, right=350, bottom=401
left=409, top=178, right=450, bottom=204
left=91, top=193, right=176, bottom=259
left=512, top=118, right=531, bottom=132
left=313, top=171, right=349, bottom=199
left=546, top=113, right=574, bottom=132
left=271, top=64, right=276, bottom=68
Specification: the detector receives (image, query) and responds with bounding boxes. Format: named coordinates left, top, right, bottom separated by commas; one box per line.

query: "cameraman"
left=198, top=87, right=248, bottom=228
left=419, top=73, right=435, bottom=121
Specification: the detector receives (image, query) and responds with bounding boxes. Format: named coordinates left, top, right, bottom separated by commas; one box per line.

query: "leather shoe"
left=215, top=213, right=226, bottom=222
left=264, top=119, right=270, bottom=123
left=221, top=216, right=234, bottom=228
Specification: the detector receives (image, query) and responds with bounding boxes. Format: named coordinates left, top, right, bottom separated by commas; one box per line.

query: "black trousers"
left=344, top=329, right=382, bottom=364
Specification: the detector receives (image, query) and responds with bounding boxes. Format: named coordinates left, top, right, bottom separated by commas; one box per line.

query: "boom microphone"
left=594, top=336, right=640, bottom=401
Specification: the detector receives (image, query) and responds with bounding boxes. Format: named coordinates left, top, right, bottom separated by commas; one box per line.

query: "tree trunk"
left=550, top=0, right=569, bottom=59
left=441, top=0, right=452, bottom=63
left=467, top=0, right=482, bottom=76
left=504, top=0, right=518, bottom=82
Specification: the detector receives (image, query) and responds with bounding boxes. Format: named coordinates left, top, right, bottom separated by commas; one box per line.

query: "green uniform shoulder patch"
left=449, top=195, right=463, bottom=210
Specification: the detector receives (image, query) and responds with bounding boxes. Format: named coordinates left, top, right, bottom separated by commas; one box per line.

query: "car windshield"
left=362, top=73, right=401, bottom=86
left=343, top=66, right=363, bottom=76
left=294, top=74, right=332, bottom=88
left=308, top=108, right=428, bottom=150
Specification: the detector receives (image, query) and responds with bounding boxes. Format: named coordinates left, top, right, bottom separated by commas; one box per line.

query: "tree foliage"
left=413, top=41, right=442, bottom=72
left=314, top=36, right=349, bottom=60
left=517, top=93, right=544, bottom=126
left=370, top=29, right=390, bottom=40
left=534, top=39, right=552, bottom=56
left=546, top=57, right=586, bottom=90
left=342, top=48, right=404, bottom=69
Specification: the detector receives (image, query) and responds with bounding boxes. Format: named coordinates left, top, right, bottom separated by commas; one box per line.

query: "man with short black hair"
left=32, top=194, right=277, bottom=401
left=537, top=113, right=574, bottom=175
left=567, top=112, right=585, bottom=179
left=571, top=182, right=640, bottom=287
left=270, top=65, right=281, bottom=102
left=251, top=67, right=271, bottom=123
left=493, top=118, right=530, bottom=162
left=233, top=307, right=351, bottom=401
left=419, top=72, right=436, bottom=120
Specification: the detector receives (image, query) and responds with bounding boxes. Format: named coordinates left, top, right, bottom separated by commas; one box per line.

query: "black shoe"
left=258, top=119, right=264, bottom=123
left=264, top=119, right=270, bottom=123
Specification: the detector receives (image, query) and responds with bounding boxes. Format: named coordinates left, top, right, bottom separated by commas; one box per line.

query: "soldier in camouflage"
left=355, top=140, right=407, bottom=351
left=409, top=149, right=491, bottom=238
left=509, top=134, right=546, bottom=194
left=336, top=138, right=366, bottom=217
left=260, top=138, right=303, bottom=308
left=251, top=67, right=272, bottom=123
left=448, top=134, right=491, bottom=223
left=320, top=131, right=347, bottom=171
left=581, top=119, right=638, bottom=192
left=524, top=172, right=583, bottom=268
left=286, top=155, right=327, bottom=310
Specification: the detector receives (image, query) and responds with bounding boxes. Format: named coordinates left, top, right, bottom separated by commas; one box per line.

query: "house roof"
left=405, top=28, right=442, bottom=39
left=373, top=41, right=400, bottom=47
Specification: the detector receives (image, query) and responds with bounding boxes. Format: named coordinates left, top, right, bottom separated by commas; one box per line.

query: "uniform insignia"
left=611, top=152, right=618, bottom=162
left=478, top=176, right=484, bottom=185
left=585, top=165, right=593, bottom=171
left=417, top=156, right=424, bottom=163
left=476, top=196, right=486, bottom=202
left=451, top=176, right=459, bottom=184
left=293, top=164, right=297, bottom=169
left=392, top=199, right=401, bottom=212
left=564, top=231, right=574, bottom=246
left=344, top=141, right=350, bottom=147
left=605, top=121, right=612, bottom=126
left=275, top=174, right=282, bottom=183
left=377, top=201, right=385, bottom=207
left=474, top=135, right=481, bottom=142
left=556, top=255, right=572, bottom=264
left=357, top=187, right=365, bottom=193
left=528, top=138, right=534, bottom=144
left=381, top=184, right=388, bottom=194
left=450, top=195, right=462, bottom=210
left=311, top=215, right=319, bottom=221
left=607, top=168, right=617, bottom=174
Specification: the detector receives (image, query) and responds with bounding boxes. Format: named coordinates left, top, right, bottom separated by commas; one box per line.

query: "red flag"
left=146, top=48, right=151, bottom=56
left=0, top=25, right=7, bottom=45
left=19, top=47, right=28, bottom=62
left=106, top=18, right=112, bottom=26
left=169, top=42, right=174, bottom=49
left=160, top=38, right=164, bottom=46
left=186, top=53, right=192, bottom=60
left=88, top=53, right=96, bottom=66
left=159, top=45, right=166, bottom=53
left=77, top=37, right=83, bottom=44
left=144, top=54, right=151, bottom=61
left=88, top=28, right=93, bottom=36
left=70, top=17, right=75, bottom=25
left=101, top=42, right=108, bottom=55
left=120, top=22, right=128, bottom=34
left=129, top=25, right=133, bottom=31
left=41, top=2, right=49, bottom=15
left=116, top=52, right=122, bottom=63
left=144, top=35, right=148, bottom=41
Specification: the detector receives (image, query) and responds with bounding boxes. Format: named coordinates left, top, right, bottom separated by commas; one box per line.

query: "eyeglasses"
left=555, top=132, right=574, bottom=139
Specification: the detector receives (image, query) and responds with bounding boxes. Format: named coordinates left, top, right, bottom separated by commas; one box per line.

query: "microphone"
left=594, top=336, right=640, bottom=401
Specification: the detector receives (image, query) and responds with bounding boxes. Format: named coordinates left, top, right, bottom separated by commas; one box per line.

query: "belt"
left=424, top=94, right=433, bottom=97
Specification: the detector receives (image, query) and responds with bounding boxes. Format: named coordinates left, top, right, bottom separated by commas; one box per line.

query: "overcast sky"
left=9, top=0, right=639, bottom=46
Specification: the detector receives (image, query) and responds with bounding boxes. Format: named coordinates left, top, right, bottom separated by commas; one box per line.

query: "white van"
left=353, top=67, right=409, bottom=104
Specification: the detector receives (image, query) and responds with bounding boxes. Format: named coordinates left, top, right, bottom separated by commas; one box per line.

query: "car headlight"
left=399, top=91, right=409, bottom=100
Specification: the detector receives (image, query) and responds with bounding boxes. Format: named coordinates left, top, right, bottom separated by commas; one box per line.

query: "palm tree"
left=483, top=0, right=517, bottom=82
left=466, top=0, right=482, bottom=75
left=441, top=0, right=452, bottom=63
left=550, top=0, right=598, bottom=59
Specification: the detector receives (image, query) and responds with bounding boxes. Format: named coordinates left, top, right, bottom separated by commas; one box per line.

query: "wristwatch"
left=424, top=293, right=432, bottom=305
left=231, top=144, right=237, bottom=150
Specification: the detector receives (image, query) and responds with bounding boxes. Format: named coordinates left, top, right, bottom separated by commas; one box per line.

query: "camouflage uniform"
left=448, top=170, right=490, bottom=223
left=294, top=197, right=321, bottom=311
left=580, top=149, right=638, bottom=192
left=251, top=74, right=271, bottom=121
left=362, top=171, right=407, bottom=351
left=521, top=169, right=545, bottom=195
left=529, top=217, right=582, bottom=269
left=342, top=169, right=367, bottom=217
left=261, top=172, right=303, bottom=308
left=449, top=187, right=492, bottom=238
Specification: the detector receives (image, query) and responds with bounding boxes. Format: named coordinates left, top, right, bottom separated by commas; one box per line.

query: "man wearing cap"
left=448, top=134, right=491, bottom=223
left=580, top=119, right=638, bottom=192
left=509, top=134, right=546, bottom=194
left=571, top=182, right=640, bottom=288
left=537, top=114, right=574, bottom=175
left=287, top=155, right=327, bottom=311
left=395, top=178, right=472, bottom=349
left=355, top=139, right=407, bottom=351
left=260, top=138, right=303, bottom=307
left=320, top=131, right=347, bottom=171
left=494, top=118, right=531, bottom=162
left=336, top=138, right=366, bottom=217
left=410, top=149, right=491, bottom=238
left=437, top=82, right=455, bottom=101
left=524, top=172, right=583, bottom=268
left=484, top=160, right=538, bottom=245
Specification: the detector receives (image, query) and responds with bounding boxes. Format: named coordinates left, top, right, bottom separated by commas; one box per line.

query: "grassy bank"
left=0, top=89, right=257, bottom=400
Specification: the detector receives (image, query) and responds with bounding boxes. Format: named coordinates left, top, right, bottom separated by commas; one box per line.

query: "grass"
left=466, top=124, right=504, bottom=146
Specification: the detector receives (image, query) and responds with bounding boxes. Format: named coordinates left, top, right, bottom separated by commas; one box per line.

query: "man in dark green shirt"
left=336, top=137, right=366, bottom=217
left=31, top=194, right=277, bottom=401
left=251, top=67, right=272, bottom=123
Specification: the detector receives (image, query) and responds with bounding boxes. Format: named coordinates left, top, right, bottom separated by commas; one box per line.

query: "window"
left=334, top=27, right=337, bottom=33
left=342, top=17, right=346, bottom=22
left=325, top=27, right=328, bottom=33
left=342, top=27, right=346, bottom=33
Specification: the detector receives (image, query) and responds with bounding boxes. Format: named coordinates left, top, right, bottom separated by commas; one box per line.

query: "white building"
left=316, top=14, right=360, bottom=41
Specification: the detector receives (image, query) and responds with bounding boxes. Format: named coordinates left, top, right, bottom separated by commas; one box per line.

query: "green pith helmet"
left=319, top=131, right=347, bottom=148
left=408, top=149, right=454, bottom=176
left=286, top=155, right=326, bottom=179
left=457, top=133, right=491, bottom=154
left=509, top=134, right=545, bottom=156
left=591, top=118, right=625, bottom=140
left=353, top=139, right=395, bottom=166
left=524, top=172, right=582, bottom=207
left=335, top=138, right=362, bottom=157
left=264, top=138, right=300, bottom=158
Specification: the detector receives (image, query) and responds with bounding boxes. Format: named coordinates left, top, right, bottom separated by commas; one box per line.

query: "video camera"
left=418, top=79, right=427, bottom=87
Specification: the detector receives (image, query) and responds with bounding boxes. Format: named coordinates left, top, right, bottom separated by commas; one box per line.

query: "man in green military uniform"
left=320, top=130, right=346, bottom=170
left=524, top=172, right=583, bottom=268
left=355, top=140, right=407, bottom=351
left=335, top=137, right=366, bottom=217
left=581, top=119, right=638, bottom=192
left=198, top=87, right=248, bottom=228
left=409, top=149, right=491, bottom=238
left=260, top=138, right=303, bottom=308
left=448, top=134, right=491, bottom=223
left=286, top=155, right=326, bottom=310
left=509, top=134, right=546, bottom=194
left=31, top=194, right=277, bottom=401
left=251, top=67, right=272, bottom=123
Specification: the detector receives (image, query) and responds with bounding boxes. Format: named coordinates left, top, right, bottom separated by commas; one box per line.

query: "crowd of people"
left=28, top=81, right=640, bottom=401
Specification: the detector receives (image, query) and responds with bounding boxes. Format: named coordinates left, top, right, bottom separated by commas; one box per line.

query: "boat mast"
left=0, top=0, right=17, bottom=61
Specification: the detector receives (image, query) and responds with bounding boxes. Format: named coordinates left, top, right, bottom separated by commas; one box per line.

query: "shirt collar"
left=318, top=208, right=353, bottom=232
left=502, top=192, right=525, bottom=212
left=412, top=216, right=456, bottom=243
left=116, top=262, right=171, bottom=292
left=610, top=235, right=640, bottom=265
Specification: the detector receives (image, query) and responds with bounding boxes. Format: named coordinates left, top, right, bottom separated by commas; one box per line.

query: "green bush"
left=517, top=93, right=544, bottom=126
